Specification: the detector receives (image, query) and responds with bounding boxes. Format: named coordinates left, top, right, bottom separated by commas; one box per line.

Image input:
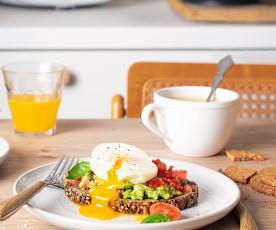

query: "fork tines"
left=45, top=156, right=79, bottom=189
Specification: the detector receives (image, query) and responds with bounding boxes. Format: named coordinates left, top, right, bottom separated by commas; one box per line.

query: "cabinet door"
left=1, top=50, right=276, bottom=118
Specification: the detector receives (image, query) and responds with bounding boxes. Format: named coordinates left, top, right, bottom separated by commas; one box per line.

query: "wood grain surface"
left=0, top=119, right=276, bottom=229
left=168, top=0, right=276, bottom=22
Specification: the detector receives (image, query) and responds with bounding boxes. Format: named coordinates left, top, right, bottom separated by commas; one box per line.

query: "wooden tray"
left=168, top=0, right=276, bottom=22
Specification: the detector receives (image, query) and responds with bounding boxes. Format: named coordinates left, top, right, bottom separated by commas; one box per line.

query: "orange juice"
left=8, top=94, right=61, bottom=133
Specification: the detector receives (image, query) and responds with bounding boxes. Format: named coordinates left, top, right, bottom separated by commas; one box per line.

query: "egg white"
left=90, top=143, right=158, bottom=184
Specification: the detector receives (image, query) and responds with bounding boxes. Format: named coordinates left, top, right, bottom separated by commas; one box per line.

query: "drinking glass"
left=2, top=62, right=65, bottom=136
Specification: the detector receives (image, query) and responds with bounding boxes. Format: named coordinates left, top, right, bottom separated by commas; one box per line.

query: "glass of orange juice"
left=2, top=62, right=65, bottom=136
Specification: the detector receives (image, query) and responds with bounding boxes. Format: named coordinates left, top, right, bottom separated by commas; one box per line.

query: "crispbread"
left=258, top=166, right=276, bottom=187
left=260, top=166, right=276, bottom=175
left=224, top=166, right=257, bottom=184
left=225, top=149, right=265, bottom=161
left=250, top=175, right=276, bottom=196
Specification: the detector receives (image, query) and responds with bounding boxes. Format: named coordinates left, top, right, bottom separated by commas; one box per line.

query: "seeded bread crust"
left=64, top=179, right=92, bottom=205
left=64, top=179, right=198, bottom=214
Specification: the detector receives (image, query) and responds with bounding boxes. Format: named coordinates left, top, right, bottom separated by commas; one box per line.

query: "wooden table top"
left=0, top=119, right=275, bottom=230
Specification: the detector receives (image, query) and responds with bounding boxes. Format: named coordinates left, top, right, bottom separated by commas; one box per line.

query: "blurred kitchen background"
left=0, top=0, right=276, bottom=119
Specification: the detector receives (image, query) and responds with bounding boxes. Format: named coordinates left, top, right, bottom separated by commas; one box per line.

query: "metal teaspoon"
left=206, top=55, right=234, bottom=102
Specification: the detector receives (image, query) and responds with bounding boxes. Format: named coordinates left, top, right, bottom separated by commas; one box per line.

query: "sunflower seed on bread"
left=64, top=179, right=92, bottom=205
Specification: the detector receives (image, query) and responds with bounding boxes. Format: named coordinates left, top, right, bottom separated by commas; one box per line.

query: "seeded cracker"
left=225, top=149, right=265, bottom=161
left=259, top=166, right=276, bottom=187
left=250, top=175, right=276, bottom=196
left=224, top=166, right=257, bottom=184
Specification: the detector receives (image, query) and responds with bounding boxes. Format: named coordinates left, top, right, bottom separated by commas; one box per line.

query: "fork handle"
left=0, top=180, right=46, bottom=221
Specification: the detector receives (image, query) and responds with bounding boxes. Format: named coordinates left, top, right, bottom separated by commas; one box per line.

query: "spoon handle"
left=206, top=55, right=234, bottom=102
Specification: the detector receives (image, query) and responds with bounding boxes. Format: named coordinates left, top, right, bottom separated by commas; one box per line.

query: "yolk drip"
left=79, top=159, right=124, bottom=220
left=79, top=158, right=148, bottom=221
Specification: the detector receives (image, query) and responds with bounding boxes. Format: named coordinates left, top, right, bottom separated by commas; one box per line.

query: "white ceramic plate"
left=0, top=137, right=10, bottom=165
left=0, top=0, right=111, bottom=8
left=14, top=158, right=240, bottom=230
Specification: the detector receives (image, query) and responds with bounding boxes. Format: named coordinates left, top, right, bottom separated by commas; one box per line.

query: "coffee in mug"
left=165, top=95, right=224, bottom=103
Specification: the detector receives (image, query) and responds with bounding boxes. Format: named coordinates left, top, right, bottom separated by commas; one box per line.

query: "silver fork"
left=0, top=156, right=78, bottom=221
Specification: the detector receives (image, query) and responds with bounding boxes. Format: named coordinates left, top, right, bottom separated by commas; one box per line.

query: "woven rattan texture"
left=142, top=78, right=276, bottom=120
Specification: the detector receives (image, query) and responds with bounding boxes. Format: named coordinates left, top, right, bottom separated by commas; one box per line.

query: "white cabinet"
left=1, top=50, right=276, bottom=118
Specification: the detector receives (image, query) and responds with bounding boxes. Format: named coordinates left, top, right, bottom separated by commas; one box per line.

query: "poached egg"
left=90, top=143, right=158, bottom=184
left=79, top=143, right=157, bottom=220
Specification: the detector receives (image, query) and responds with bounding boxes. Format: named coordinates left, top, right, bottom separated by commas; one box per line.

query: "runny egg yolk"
left=79, top=158, right=147, bottom=221
left=79, top=158, right=123, bottom=220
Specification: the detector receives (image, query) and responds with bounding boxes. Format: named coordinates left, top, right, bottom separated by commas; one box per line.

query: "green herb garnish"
left=66, top=161, right=91, bottom=179
left=141, top=214, right=171, bottom=224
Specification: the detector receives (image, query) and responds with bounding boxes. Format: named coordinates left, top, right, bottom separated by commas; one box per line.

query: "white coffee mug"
left=141, top=86, right=240, bottom=157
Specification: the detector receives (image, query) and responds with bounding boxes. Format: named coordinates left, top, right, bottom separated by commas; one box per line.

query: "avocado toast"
left=64, top=158, right=198, bottom=215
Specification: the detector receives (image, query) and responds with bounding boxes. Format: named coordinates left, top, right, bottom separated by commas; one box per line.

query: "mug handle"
left=141, top=103, right=172, bottom=143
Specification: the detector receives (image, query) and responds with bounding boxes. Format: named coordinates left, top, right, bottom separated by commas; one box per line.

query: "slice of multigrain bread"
left=109, top=182, right=198, bottom=214
left=64, top=180, right=198, bottom=214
